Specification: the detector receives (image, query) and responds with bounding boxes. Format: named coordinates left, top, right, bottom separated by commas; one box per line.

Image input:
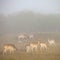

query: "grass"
left=0, top=33, right=60, bottom=60
left=0, top=50, right=60, bottom=60
left=0, top=42, right=60, bottom=60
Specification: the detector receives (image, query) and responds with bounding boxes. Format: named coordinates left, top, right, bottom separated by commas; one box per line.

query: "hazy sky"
left=0, top=0, right=60, bottom=14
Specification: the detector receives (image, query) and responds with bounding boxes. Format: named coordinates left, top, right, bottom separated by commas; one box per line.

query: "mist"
left=0, top=11, right=60, bottom=35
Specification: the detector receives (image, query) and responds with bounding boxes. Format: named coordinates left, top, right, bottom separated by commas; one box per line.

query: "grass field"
left=0, top=45, right=60, bottom=60
left=0, top=43, right=60, bottom=60
left=0, top=32, right=60, bottom=60
left=0, top=52, right=60, bottom=60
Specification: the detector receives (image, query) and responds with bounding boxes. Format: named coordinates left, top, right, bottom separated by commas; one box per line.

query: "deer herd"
left=2, top=33, right=56, bottom=55
left=26, top=39, right=55, bottom=53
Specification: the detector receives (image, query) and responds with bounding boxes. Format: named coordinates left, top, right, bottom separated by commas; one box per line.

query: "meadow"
left=0, top=45, right=60, bottom=60
left=0, top=32, right=60, bottom=60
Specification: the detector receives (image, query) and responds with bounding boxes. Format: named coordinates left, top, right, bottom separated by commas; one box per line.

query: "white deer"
left=30, top=44, right=38, bottom=52
left=40, top=43, right=47, bottom=50
left=3, top=44, right=17, bottom=55
left=18, top=34, right=26, bottom=39
left=48, top=39, right=55, bottom=46
left=26, top=46, right=33, bottom=53
left=29, top=41, right=40, bottom=52
left=26, top=42, right=40, bottom=53
left=39, top=43, right=48, bottom=53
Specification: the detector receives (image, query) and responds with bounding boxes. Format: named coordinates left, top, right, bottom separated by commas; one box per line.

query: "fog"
left=0, top=0, right=60, bottom=35
left=0, top=11, right=60, bottom=35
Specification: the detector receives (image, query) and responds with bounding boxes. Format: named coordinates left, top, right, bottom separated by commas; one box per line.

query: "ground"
left=0, top=46, right=60, bottom=60
left=0, top=52, right=60, bottom=60
left=0, top=33, right=60, bottom=60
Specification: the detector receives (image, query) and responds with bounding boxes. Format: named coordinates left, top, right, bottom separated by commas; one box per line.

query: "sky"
left=0, top=0, right=60, bottom=14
